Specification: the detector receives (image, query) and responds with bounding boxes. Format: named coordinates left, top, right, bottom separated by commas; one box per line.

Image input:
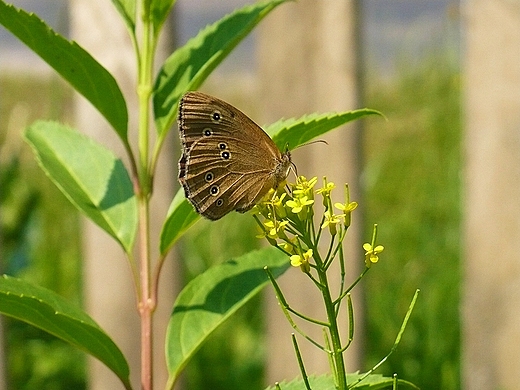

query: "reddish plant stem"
left=139, top=198, right=154, bottom=390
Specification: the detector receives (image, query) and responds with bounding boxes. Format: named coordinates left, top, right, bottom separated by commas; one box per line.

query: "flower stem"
left=292, top=334, right=312, bottom=390
left=317, top=268, right=347, bottom=390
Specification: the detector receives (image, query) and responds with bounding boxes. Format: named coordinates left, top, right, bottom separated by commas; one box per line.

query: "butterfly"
left=178, top=91, right=292, bottom=220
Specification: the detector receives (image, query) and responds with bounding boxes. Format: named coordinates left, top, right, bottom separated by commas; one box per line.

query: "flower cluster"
left=253, top=176, right=378, bottom=273
left=257, top=176, right=392, bottom=390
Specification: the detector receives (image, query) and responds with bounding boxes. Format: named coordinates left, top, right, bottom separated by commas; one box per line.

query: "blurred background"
left=1, top=0, right=515, bottom=389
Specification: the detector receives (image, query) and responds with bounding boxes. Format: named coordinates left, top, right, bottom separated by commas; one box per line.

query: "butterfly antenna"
left=290, top=161, right=298, bottom=178
left=287, top=139, right=327, bottom=182
left=294, top=139, right=328, bottom=150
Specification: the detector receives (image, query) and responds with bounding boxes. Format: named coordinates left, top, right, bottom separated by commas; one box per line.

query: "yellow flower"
left=264, top=219, right=289, bottom=239
left=335, top=201, right=358, bottom=227
left=335, top=201, right=358, bottom=214
left=290, top=249, right=313, bottom=273
left=272, top=192, right=287, bottom=218
left=286, top=196, right=314, bottom=214
left=259, top=189, right=289, bottom=219
left=316, top=179, right=336, bottom=197
left=321, top=210, right=343, bottom=235
left=363, top=243, right=384, bottom=267
left=292, top=176, right=318, bottom=196
left=280, top=237, right=298, bottom=255
left=252, top=200, right=269, bottom=219
left=316, top=178, right=336, bottom=208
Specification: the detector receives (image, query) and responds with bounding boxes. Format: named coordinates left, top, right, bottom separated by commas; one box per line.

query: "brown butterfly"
left=178, top=91, right=292, bottom=220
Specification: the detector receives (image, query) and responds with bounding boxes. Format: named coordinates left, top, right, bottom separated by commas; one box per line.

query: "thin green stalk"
left=137, top=9, right=156, bottom=194
left=323, top=234, right=336, bottom=267
left=306, top=270, right=325, bottom=289
left=317, top=268, right=347, bottom=390
left=323, top=328, right=336, bottom=385
left=350, top=290, right=420, bottom=388
left=123, top=11, right=142, bottom=186
left=340, top=294, right=354, bottom=353
left=313, top=214, right=326, bottom=244
left=265, top=267, right=329, bottom=327
left=336, top=239, right=346, bottom=314
left=310, top=242, right=324, bottom=268
left=334, top=267, right=369, bottom=307
left=327, top=227, right=347, bottom=270
left=292, top=334, right=312, bottom=390
left=309, top=209, right=319, bottom=242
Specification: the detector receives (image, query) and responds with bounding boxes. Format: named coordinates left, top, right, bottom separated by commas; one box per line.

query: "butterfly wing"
left=178, top=91, right=287, bottom=220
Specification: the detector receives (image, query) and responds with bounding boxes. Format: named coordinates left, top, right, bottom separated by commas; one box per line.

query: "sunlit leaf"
left=24, top=121, right=137, bottom=252
left=0, top=1, right=128, bottom=140
left=165, top=247, right=289, bottom=388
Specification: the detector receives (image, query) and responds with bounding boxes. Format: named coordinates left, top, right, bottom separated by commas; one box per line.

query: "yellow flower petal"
left=290, top=254, right=302, bottom=267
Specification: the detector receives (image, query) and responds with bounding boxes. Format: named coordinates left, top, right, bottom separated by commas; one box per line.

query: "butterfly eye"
left=219, top=143, right=227, bottom=150
left=203, top=128, right=213, bottom=137
left=205, top=172, right=214, bottom=182
left=216, top=199, right=224, bottom=207
left=210, top=185, right=219, bottom=196
left=221, top=151, right=230, bottom=160
left=211, top=111, right=222, bottom=122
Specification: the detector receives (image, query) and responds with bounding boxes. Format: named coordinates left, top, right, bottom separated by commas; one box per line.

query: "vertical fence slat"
left=463, top=1, right=520, bottom=388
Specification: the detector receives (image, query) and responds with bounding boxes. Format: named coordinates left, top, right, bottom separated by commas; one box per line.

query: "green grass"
left=363, top=59, right=461, bottom=389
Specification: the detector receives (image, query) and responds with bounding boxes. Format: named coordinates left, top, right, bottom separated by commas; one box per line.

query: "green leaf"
left=265, top=373, right=419, bottom=390
left=165, top=247, right=289, bottom=388
left=153, top=0, right=287, bottom=136
left=151, top=0, right=176, bottom=34
left=111, top=0, right=136, bottom=32
left=267, top=109, right=384, bottom=151
left=160, top=188, right=199, bottom=255
left=0, top=275, right=131, bottom=389
left=24, top=121, right=137, bottom=253
left=0, top=1, right=128, bottom=141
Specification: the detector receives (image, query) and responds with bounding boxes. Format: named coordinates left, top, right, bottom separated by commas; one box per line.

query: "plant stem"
left=137, top=3, right=156, bottom=389
left=138, top=198, right=153, bottom=390
left=292, top=334, right=312, bottom=390
left=317, top=269, right=347, bottom=390
left=137, top=6, right=156, bottom=193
